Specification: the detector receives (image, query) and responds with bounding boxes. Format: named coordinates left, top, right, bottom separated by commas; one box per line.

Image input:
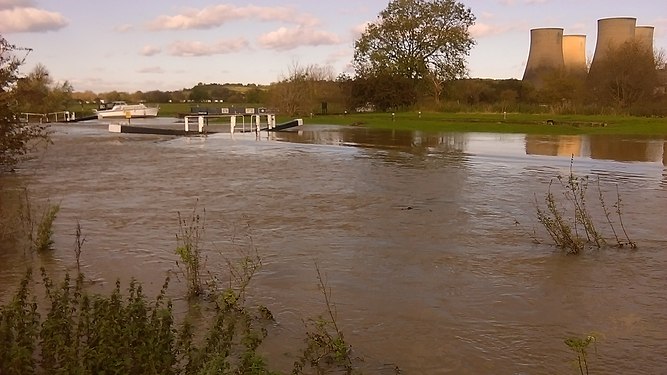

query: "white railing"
left=20, top=111, right=75, bottom=123
left=183, top=114, right=277, bottom=134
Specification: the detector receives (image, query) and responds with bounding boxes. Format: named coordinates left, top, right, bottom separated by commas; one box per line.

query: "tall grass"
left=175, top=204, right=206, bottom=298
left=33, top=203, right=59, bottom=252
left=293, top=264, right=354, bottom=374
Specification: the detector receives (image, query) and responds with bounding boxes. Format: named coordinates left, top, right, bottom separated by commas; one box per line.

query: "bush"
left=534, top=159, right=636, bottom=254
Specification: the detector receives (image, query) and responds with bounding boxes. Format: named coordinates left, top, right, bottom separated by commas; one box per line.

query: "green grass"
left=305, top=111, right=667, bottom=136
left=65, top=102, right=667, bottom=136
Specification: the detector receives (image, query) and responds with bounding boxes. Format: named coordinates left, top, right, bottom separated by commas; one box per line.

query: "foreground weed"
left=175, top=203, right=206, bottom=298
left=33, top=202, right=59, bottom=252
left=0, top=269, right=40, bottom=374
left=293, top=264, right=354, bottom=374
left=73, top=220, right=86, bottom=275
left=565, top=334, right=597, bottom=375
left=535, top=158, right=636, bottom=254
left=0, top=268, right=278, bottom=374
left=0, top=188, right=38, bottom=255
left=180, top=224, right=277, bottom=375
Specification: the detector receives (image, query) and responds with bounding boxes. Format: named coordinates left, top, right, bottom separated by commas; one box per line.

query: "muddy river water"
left=1, top=120, right=666, bottom=374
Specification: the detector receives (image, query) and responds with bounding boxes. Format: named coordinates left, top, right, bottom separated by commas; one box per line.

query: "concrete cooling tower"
left=523, top=28, right=565, bottom=87
left=562, top=34, right=587, bottom=76
left=590, top=17, right=637, bottom=70
left=635, top=26, right=655, bottom=51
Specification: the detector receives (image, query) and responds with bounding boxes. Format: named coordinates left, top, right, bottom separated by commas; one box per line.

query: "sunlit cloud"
left=258, top=26, right=341, bottom=51
left=324, top=48, right=353, bottom=66
left=470, top=22, right=517, bottom=38
left=653, top=18, right=667, bottom=38
left=147, top=4, right=317, bottom=31
left=351, top=22, right=370, bottom=38
left=0, top=5, right=67, bottom=32
left=114, top=24, right=133, bottom=33
left=137, top=66, right=164, bottom=74
left=166, top=38, right=250, bottom=57
left=499, top=0, right=548, bottom=5
left=140, top=45, right=162, bottom=56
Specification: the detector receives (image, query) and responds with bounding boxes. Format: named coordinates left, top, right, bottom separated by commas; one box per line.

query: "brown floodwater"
left=1, top=119, right=666, bottom=374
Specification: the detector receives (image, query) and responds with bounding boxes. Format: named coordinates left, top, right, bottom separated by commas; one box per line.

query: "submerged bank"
left=307, top=112, right=667, bottom=136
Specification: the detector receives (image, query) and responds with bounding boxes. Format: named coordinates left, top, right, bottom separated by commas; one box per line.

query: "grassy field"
left=68, top=102, right=667, bottom=136
left=305, top=112, right=667, bottom=136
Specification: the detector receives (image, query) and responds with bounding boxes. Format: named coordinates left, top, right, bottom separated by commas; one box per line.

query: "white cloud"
left=351, top=22, right=370, bottom=38
left=114, top=24, right=133, bottom=33
left=325, top=48, right=353, bottom=65
left=141, top=45, right=162, bottom=56
left=0, top=5, right=67, bottom=32
left=137, top=66, right=164, bottom=74
left=258, top=26, right=341, bottom=51
left=167, top=38, right=250, bottom=57
left=470, top=22, right=515, bottom=38
left=499, top=0, right=547, bottom=5
left=147, top=4, right=316, bottom=31
left=654, top=18, right=667, bottom=38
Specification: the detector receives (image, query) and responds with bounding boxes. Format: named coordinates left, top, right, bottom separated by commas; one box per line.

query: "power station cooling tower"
left=523, top=28, right=565, bottom=87
left=562, top=34, right=587, bottom=76
left=590, top=17, right=637, bottom=70
left=635, top=26, right=655, bottom=51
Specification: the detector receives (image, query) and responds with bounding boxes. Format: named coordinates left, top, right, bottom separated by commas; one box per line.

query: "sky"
left=1, top=0, right=666, bottom=93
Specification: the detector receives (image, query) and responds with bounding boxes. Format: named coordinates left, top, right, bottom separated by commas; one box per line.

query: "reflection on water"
left=273, top=125, right=667, bottom=165
left=524, top=134, right=667, bottom=164
left=1, top=122, right=666, bottom=374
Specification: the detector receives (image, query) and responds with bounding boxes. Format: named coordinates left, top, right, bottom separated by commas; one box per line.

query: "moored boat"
left=95, top=101, right=159, bottom=119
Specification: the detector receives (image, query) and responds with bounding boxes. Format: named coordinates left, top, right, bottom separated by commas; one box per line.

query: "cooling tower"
left=562, top=34, right=587, bottom=76
left=635, top=26, right=655, bottom=51
left=523, top=28, right=565, bottom=87
left=590, top=17, right=637, bottom=69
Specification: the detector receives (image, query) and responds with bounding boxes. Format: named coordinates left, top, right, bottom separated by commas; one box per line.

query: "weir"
left=108, top=115, right=302, bottom=136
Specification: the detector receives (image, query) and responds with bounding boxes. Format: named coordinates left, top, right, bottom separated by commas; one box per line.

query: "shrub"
left=535, top=159, right=636, bottom=254
left=33, top=203, right=59, bottom=252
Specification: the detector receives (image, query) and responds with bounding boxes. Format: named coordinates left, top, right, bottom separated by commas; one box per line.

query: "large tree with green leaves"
left=1, top=35, right=49, bottom=172
left=353, top=0, right=476, bottom=106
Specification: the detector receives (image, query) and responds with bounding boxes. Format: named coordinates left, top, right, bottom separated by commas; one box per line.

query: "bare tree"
left=587, top=40, right=661, bottom=110
left=269, top=62, right=337, bottom=116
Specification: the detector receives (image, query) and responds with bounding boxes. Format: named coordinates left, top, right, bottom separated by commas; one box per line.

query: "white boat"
left=95, top=101, right=159, bottom=119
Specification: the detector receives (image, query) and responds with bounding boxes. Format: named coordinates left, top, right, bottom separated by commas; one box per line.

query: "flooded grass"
left=308, top=112, right=667, bottom=136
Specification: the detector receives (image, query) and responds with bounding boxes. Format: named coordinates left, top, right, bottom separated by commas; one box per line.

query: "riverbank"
left=305, top=112, right=667, bottom=136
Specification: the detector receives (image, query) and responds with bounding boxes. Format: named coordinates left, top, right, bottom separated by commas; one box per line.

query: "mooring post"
left=198, top=116, right=205, bottom=132
left=255, top=115, right=260, bottom=133
left=270, top=114, right=276, bottom=129
left=184, top=117, right=190, bottom=132
left=230, top=116, right=236, bottom=134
